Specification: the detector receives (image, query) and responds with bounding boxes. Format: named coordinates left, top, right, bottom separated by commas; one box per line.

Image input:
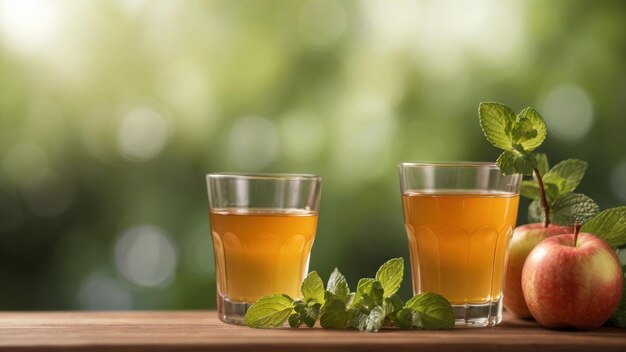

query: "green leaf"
left=543, top=159, right=588, bottom=196
left=327, top=268, right=350, bottom=303
left=292, top=299, right=320, bottom=328
left=514, top=107, right=547, bottom=152
left=301, top=271, right=325, bottom=304
left=405, top=293, right=455, bottom=330
left=383, top=295, right=404, bottom=314
left=302, top=302, right=321, bottom=327
left=520, top=180, right=560, bottom=202
left=375, top=257, right=404, bottom=297
left=610, top=266, right=626, bottom=327
left=392, top=308, right=414, bottom=329
left=497, top=150, right=537, bottom=175
left=520, top=180, right=539, bottom=200
left=551, top=193, right=600, bottom=226
left=351, top=309, right=368, bottom=330
left=580, top=207, right=626, bottom=247
left=244, top=294, right=294, bottom=328
left=319, top=298, right=351, bottom=329
left=528, top=199, right=544, bottom=223
left=535, top=153, right=550, bottom=176
left=351, top=278, right=374, bottom=307
left=365, top=306, right=386, bottom=332
left=358, top=280, right=385, bottom=310
left=288, top=313, right=302, bottom=328
left=478, top=102, right=515, bottom=151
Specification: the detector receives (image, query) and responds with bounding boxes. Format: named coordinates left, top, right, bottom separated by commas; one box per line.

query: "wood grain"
left=0, top=311, right=623, bottom=352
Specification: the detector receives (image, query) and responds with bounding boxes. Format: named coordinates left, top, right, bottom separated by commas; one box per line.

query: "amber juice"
left=402, top=191, right=519, bottom=305
left=209, top=209, right=318, bottom=303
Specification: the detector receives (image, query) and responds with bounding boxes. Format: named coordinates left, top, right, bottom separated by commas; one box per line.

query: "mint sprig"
left=478, top=102, right=601, bottom=228
left=243, top=258, right=455, bottom=331
left=479, top=101, right=626, bottom=328
left=478, top=102, right=547, bottom=176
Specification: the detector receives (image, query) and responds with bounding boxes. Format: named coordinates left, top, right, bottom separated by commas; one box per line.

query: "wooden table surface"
left=0, top=311, right=624, bottom=352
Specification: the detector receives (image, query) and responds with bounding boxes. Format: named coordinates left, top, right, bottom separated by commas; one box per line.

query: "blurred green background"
left=0, top=0, right=625, bottom=310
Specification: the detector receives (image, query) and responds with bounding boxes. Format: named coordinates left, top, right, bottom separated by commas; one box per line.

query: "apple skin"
left=522, top=233, right=623, bottom=329
left=504, top=223, right=573, bottom=318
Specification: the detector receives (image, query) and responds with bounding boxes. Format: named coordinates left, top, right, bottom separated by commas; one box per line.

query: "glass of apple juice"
left=206, top=173, right=322, bottom=325
left=398, top=162, right=521, bottom=327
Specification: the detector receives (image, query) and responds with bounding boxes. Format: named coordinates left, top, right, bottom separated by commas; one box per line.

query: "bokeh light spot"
left=117, top=107, right=170, bottom=162
left=0, top=0, right=62, bottom=54
left=541, top=84, right=594, bottom=142
left=114, top=225, right=178, bottom=287
left=228, top=116, right=278, bottom=171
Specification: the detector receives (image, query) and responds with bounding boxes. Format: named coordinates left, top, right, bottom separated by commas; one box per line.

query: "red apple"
left=504, top=223, right=572, bottom=318
left=522, top=233, right=623, bottom=329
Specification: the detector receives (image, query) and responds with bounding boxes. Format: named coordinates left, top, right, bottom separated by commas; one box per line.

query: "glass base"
left=217, top=294, right=252, bottom=325
left=452, top=298, right=503, bottom=327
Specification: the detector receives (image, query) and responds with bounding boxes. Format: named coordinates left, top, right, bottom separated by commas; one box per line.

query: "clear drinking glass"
left=206, top=173, right=322, bottom=325
left=398, top=162, right=521, bottom=327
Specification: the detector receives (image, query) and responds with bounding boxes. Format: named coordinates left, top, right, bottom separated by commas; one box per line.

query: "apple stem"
left=574, top=222, right=581, bottom=247
left=534, top=168, right=550, bottom=228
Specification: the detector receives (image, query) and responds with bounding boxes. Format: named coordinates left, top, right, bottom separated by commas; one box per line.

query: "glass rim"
left=206, top=172, right=321, bottom=181
left=399, top=161, right=499, bottom=169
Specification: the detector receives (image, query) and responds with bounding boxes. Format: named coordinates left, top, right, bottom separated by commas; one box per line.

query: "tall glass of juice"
left=206, top=173, right=321, bottom=325
left=398, top=162, right=521, bottom=327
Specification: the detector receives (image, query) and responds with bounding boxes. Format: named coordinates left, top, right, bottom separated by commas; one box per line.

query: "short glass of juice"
left=206, top=173, right=322, bottom=325
left=398, top=162, right=521, bottom=327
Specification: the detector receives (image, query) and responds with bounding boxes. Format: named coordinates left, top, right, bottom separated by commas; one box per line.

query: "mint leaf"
left=351, top=278, right=375, bottom=307
left=392, top=308, right=413, bottom=329
left=365, top=306, right=385, bottom=332
left=543, top=159, right=588, bottom=196
left=244, top=294, right=294, bottom=328
left=535, top=153, right=550, bottom=176
left=479, top=102, right=516, bottom=151
left=319, top=298, right=351, bottom=329
left=359, top=280, right=384, bottom=310
left=580, top=207, right=626, bottom=247
left=497, top=150, right=537, bottom=175
left=288, top=313, right=302, bottom=328
left=551, top=193, right=600, bottom=226
left=520, top=180, right=560, bottom=202
left=302, top=271, right=325, bottom=304
left=291, top=299, right=321, bottom=328
left=405, top=293, right=455, bottom=329
left=520, top=180, right=540, bottom=199
left=514, top=107, right=547, bottom=152
left=383, top=295, right=404, bottom=314
left=610, top=266, right=626, bottom=327
left=327, top=268, right=350, bottom=303
left=302, top=303, right=321, bottom=328
left=351, top=310, right=368, bottom=330
left=375, top=257, right=404, bottom=297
